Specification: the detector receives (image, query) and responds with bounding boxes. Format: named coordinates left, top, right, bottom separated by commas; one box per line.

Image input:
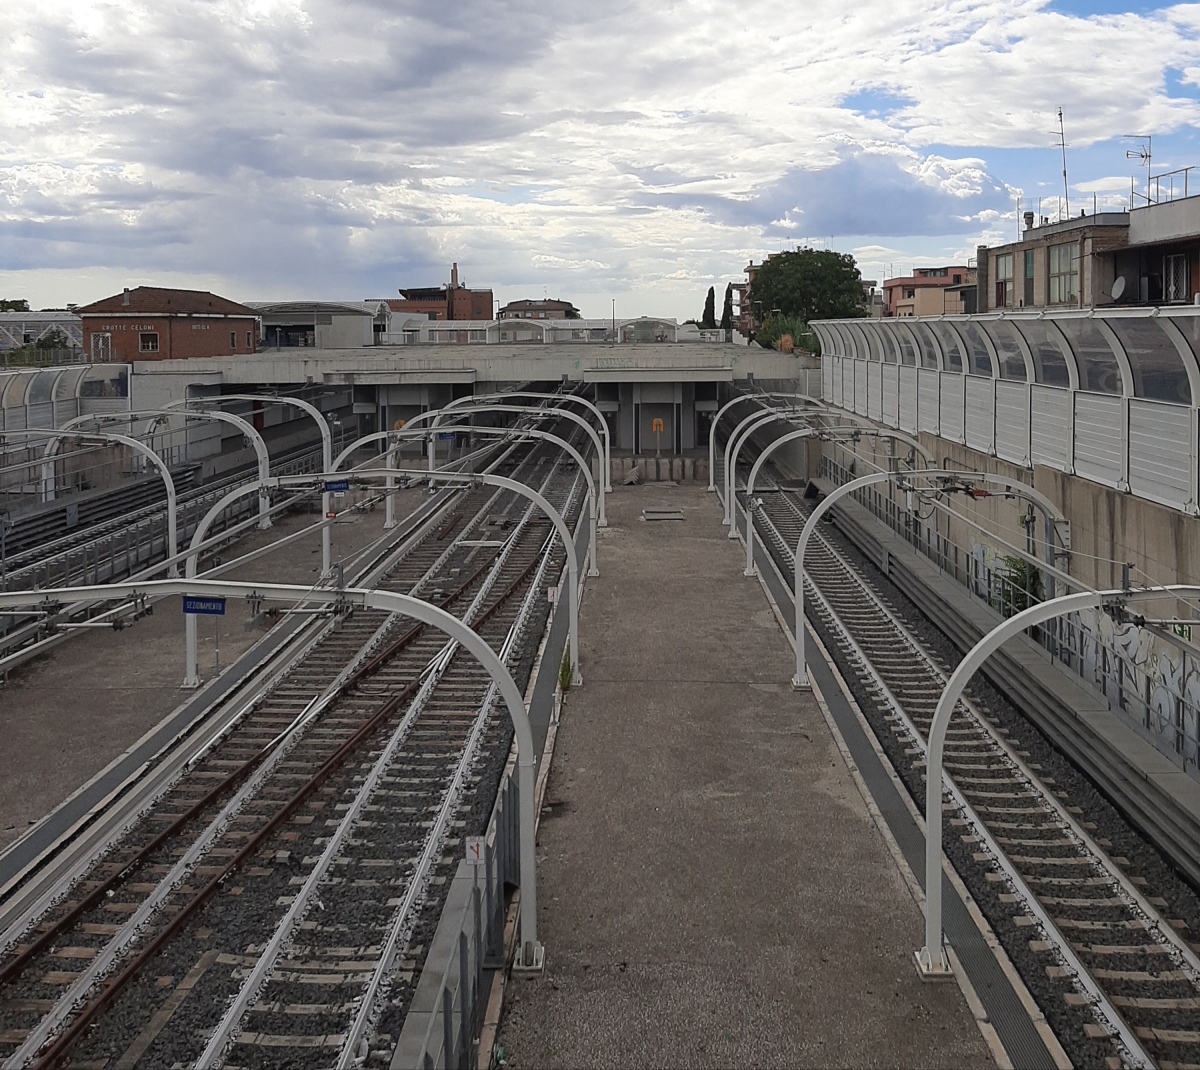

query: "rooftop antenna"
left=1056, top=108, right=1070, bottom=220
left=1124, top=134, right=1152, bottom=206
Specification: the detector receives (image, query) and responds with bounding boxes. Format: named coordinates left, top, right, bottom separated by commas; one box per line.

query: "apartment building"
left=882, top=266, right=974, bottom=317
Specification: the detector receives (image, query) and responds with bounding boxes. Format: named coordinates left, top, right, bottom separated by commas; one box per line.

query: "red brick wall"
left=390, top=298, right=446, bottom=320
left=82, top=315, right=258, bottom=361
left=447, top=288, right=493, bottom=320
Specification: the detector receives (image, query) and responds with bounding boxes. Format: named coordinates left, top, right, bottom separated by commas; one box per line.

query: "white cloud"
left=1, top=0, right=1199, bottom=317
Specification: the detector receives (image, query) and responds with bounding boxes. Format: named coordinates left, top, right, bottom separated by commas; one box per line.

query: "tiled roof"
left=76, top=286, right=257, bottom=316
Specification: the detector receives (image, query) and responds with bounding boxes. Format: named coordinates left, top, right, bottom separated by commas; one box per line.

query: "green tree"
left=0, top=299, right=30, bottom=312
left=35, top=327, right=71, bottom=350
left=701, top=286, right=716, bottom=329
left=719, top=283, right=733, bottom=331
left=754, top=314, right=813, bottom=352
left=752, top=248, right=866, bottom=324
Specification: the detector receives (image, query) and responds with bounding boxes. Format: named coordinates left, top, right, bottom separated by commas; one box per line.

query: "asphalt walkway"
left=497, top=483, right=994, bottom=1069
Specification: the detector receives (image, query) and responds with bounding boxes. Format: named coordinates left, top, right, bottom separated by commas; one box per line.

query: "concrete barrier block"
left=696, top=458, right=709, bottom=484
left=683, top=457, right=694, bottom=482
left=671, top=458, right=683, bottom=482
left=659, top=458, right=672, bottom=481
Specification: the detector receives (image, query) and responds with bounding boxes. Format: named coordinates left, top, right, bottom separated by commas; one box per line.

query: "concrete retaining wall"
left=605, top=456, right=709, bottom=483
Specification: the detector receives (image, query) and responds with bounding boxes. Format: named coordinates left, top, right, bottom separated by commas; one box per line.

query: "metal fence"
left=393, top=773, right=522, bottom=1069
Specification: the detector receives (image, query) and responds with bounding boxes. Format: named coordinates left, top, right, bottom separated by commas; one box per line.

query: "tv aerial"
left=1124, top=134, right=1152, bottom=204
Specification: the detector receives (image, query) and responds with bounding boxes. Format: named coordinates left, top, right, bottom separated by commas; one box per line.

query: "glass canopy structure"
left=0, top=364, right=130, bottom=433
left=811, top=309, right=1200, bottom=514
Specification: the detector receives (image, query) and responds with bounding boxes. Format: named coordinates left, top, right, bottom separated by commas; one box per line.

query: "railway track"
left=3, top=441, right=324, bottom=592
left=0, top=428, right=585, bottom=1068
left=719, top=450, right=1200, bottom=1069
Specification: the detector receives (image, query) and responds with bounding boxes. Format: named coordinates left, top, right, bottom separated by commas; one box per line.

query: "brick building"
left=76, top=286, right=258, bottom=362
left=498, top=298, right=580, bottom=319
left=977, top=197, right=1200, bottom=313
left=389, top=264, right=493, bottom=321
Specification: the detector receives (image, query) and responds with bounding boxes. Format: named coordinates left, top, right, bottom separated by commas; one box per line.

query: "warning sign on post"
left=465, top=835, right=486, bottom=866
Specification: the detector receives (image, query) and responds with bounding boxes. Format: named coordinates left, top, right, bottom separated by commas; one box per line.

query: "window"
left=1024, top=250, right=1035, bottom=279
left=139, top=332, right=159, bottom=353
left=903, top=287, right=915, bottom=299
left=246, top=331, right=253, bottom=348
left=1049, top=243, right=1079, bottom=305
left=995, top=253, right=1014, bottom=308
left=952, top=274, right=962, bottom=284
left=1165, top=254, right=1189, bottom=303
left=230, top=331, right=237, bottom=349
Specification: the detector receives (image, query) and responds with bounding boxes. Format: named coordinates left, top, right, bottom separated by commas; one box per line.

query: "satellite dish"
left=1111, top=276, right=1127, bottom=301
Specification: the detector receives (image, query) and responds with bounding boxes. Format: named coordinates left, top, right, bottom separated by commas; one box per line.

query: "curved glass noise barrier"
left=1054, top=317, right=1124, bottom=394
left=1107, top=317, right=1192, bottom=404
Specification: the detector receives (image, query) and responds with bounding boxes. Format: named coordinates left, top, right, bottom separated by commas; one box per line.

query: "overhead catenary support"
left=0, top=577, right=547, bottom=972
left=707, top=390, right=830, bottom=493
left=13, top=428, right=180, bottom=577
left=146, top=405, right=274, bottom=531
left=411, top=403, right=607, bottom=528
left=334, top=424, right=602, bottom=578
left=740, top=428, right=932, bottom=576
left=180, top=479, right=281, bottom=688
left=916, top=583, right=1200, bottom=981
left=53, top=407, right=275, bottom=531
left=438, top=390, right=614, bottom=493
left=724, top=405, right=820, bottom=529
left=788, top=470, right=1071, bottom=691
left=167, top=395, right=334, bottom=574
left=180, top=468, right=585, bottom=689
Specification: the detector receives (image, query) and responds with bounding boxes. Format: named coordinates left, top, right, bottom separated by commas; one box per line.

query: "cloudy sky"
left=3, top=0, right=1200, bottom=321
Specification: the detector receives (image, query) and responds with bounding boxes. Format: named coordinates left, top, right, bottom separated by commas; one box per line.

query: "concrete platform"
left=496, top=484, right=995, bottom=1069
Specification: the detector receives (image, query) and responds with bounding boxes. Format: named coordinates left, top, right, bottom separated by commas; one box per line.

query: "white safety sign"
left=465, top=835, right=486, bottom=866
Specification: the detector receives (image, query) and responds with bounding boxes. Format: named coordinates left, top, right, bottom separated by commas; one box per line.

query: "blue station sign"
left=183, top=596, right=227, bottom=616
left=323, top=479, right=350, bottom=494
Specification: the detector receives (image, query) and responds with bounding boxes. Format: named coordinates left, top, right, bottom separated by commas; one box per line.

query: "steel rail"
left=744, top=478, right=1181, bottom=1069
left=196, top=484, right=564, bottom=1068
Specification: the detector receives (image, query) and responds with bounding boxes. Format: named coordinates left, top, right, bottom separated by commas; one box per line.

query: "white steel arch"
left=438, top=391, right=613, bottom=492
left=789, top=470, right=1070, bottom=691
left=334, top=424, right=601, bottom=578
left=740, top=428, right=933, bottom=576
left=7, top=428, right=179, bottom=577
left=180, top=470, right=584, bottom=689
left=723, top=406, right=829, bottom=528
left=53, top=407, right=274, bottom=529
left=412, top=403, right=609, bottom=527
left=169, top=395, right=334, bottom=573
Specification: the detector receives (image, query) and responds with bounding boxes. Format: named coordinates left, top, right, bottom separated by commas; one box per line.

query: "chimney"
left=1023, top=211, right=1035, bottom=231
left=450, top=263, right=459, bottom=288
left=122, top=287, right=130, bottom=306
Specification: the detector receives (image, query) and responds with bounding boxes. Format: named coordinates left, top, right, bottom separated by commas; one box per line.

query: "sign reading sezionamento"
left=183, top=596, right=226, bottom=616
